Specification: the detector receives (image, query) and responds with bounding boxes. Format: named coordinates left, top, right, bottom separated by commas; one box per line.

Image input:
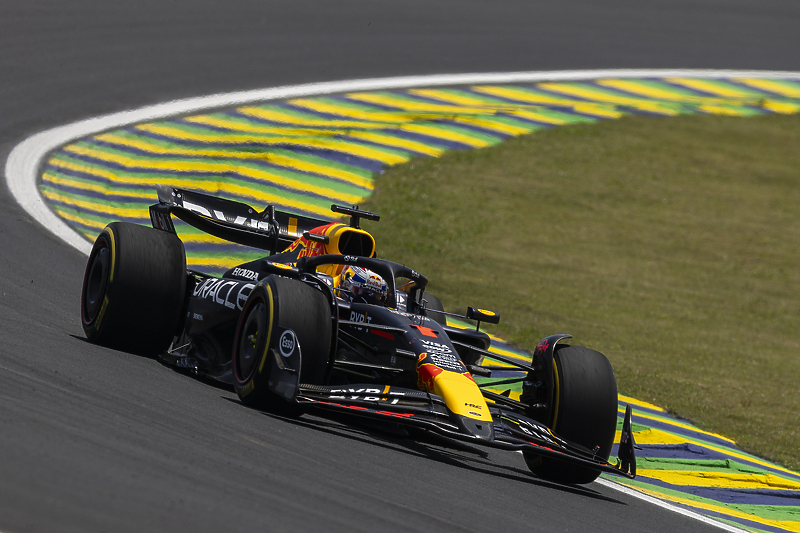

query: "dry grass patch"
left=364, top=113, right=800, bottom=470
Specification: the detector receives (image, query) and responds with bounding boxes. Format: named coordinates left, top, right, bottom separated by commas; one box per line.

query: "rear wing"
left=149, top=185, right=333, bottom=254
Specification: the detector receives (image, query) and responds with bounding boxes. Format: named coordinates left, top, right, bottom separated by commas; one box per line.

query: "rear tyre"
left=81, top=222, right=186, bottom=356
left=232, top=276, right=332, bottom=416
left=524, top=345, right=618, bottom=484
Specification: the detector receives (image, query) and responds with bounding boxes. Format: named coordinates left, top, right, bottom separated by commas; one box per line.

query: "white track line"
left=594, top=478, right=751, bottom=533
left=6, top=68, right=800, bottom=256
left=6, top=68, right=799, bottom=529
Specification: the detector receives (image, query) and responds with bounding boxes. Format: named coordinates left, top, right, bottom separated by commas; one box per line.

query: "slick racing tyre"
left=81, top=222, right=187, bottom=356
left=524, top=345, right=618, bottom=484
left=232, top=275, right=332, bottom=416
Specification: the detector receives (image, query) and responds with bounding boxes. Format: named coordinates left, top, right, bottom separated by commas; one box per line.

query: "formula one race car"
left=80, top=185, right=637, bottom=485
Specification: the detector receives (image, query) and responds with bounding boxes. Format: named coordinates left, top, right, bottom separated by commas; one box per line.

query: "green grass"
left=362, top=113, right=800, bottom=471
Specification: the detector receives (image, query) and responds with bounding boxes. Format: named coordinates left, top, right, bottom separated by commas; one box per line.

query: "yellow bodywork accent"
left=325, top=223, right=376, bottom=258
left=432, top=370, right=493, bottom=422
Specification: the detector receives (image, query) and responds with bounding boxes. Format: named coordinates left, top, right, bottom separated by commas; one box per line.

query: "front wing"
left=297, top=383, right=636, bottom=480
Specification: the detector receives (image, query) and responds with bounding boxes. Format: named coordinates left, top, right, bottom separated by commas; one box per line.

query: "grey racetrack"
left=1, top=1, right=798, bottom=531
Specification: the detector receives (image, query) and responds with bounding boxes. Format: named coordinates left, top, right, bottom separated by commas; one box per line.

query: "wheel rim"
left=235, top=298, right=267, bottom=382
left=82, top=241, right=110, bottom=324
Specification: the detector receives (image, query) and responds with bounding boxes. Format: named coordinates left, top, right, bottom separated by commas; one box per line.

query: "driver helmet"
left=338, top=266, right=388, bottom=305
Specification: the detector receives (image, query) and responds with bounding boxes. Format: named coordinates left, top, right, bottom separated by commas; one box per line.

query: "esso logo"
left=278, top=329, right=297, bottom=357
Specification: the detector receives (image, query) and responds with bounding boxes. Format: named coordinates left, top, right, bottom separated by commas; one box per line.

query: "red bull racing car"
left=80, top=185, right=637, bottom=485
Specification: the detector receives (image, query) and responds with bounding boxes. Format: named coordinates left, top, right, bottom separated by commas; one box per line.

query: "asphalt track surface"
left=1, top=2, right=799, bottom=532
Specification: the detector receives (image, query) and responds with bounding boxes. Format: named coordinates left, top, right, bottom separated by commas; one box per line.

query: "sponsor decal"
left=349, top=310, right=373, bottom=325
left=416, top=356, right=444, bottom=393
left=150, top=211, right=174, bottom=232
left=183, top=200, right=275, bottom=232
left=535, top=338, right=550, bottom=354
left=284, top=223, right=339, bottom=258
left=395, top=292, right=407, bottom=311
left=411, top=324, right=438, bottom=338
left=231, top=267, right=259, bottom=281
left=192, top=278, right=255, bottom=310
left=327, top=388, right=405, bottom=404
left=388, top=309, right=430, bottom=321
left=263, top=261, right=294, bottom=271
left=465, top=402, right=482, bottom=410
left=420, top=339, right=464, bottom=372
left=469, top=411, right=481, bottom=417
left=278, top=329, right=297, bottom=358
left=192, top=313, right=203, bottom=321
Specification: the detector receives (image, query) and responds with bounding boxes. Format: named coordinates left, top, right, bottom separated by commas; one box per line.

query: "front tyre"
left=524, top=345, right=618, bottom=484
left=81, top=222, right=186, bottom=356
left=232, top=276, right=332, bottom=415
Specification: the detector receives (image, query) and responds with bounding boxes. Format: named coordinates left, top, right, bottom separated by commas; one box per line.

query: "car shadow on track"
left=223, top=397, right=626, bottom=505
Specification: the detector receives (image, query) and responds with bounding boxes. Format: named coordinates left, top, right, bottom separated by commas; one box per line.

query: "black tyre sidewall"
left=524, top=344, right=618, bottom=484
left=80, top=222, right=187, bottom=355
left=553, top=345, right=618, bottom=461
left=232, top=276, right=332, bottom=411
left=232, top=285, right=275, bottom=406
